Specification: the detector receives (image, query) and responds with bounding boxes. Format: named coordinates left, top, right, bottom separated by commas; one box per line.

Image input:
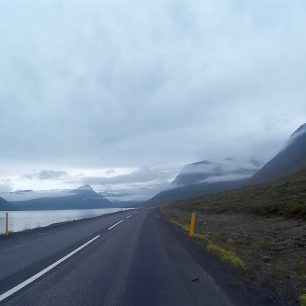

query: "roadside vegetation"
left=168, top=217, right=245, bottom=269
left=300, top=294, right=306, bottom=306
left=160, top=169, right=306, bottom=305
left=170, top=168, right=306, bottom=219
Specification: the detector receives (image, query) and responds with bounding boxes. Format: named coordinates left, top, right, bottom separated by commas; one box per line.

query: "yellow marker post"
left=5, top=212, right=8, bottom=236
left=189, top=212, right=196, bottom=237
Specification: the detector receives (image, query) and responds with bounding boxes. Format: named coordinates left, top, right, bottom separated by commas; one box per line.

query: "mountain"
left=146, top=157, right=261, bottom=206
left=146, top=179, right=247, bottom=206
left=251, top=123, right=306, bottom=184
left=0, top=197, right=13, bottom=211
left=6, top=185, right=111, bottom=210
left=173, top=158, right=260, bottom=186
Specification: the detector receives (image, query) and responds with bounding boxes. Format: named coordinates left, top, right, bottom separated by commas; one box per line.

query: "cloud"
left=21, top=170, right=67, bottom=180
left=79, top=167, right=177, bottom=201
left=0, top=166, right=174, bottom=201
left=81, top=167, right=174, bottom=185
left=38, top=170, right=67, bottom=180
left=203, top=173, right=253, bottom=184
left=0, top=184, right=12, bottom=192
left=0, top=0, right=305, bottom=195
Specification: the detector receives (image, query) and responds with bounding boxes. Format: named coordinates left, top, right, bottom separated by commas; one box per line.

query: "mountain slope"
left=163, top=166, right=306, bottom=220
left=251, top=123, right=306, bottom=184
left=146, top=179, right=247, bottom=206
left=146, top=157, right=259, bottom=206
left=0, top=197, right=13, bottom=211
left=11, top=185, right=111, bottom=210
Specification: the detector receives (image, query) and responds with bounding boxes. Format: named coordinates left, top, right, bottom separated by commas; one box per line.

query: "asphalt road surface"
left=0, top=208, right=281, bottom=306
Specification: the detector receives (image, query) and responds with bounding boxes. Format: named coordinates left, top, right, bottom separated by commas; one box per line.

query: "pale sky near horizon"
left=0, top=0, right=306, bottom=199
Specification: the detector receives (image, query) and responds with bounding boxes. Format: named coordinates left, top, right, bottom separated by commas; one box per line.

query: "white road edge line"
left=0, top=235, right=101, bottom=303
left=108, top=219, right=124, bottom=230
left=126, top=215, right=132, bottom=219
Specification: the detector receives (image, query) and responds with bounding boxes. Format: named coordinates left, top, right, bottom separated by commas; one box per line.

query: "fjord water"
left=0, top=208, right=130, bottom=234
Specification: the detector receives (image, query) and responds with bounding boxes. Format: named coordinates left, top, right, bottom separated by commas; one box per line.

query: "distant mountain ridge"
left=2, top=123, right=306, bottom=209
left=1, top=185, right=111, bottom=211
left=0, top=197, right=13, bottom=211
left=251, top=123, right=306, bottom=184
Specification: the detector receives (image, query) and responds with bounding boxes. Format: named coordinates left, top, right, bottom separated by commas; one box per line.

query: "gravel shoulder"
left=161, top=206, right=306, bottom=305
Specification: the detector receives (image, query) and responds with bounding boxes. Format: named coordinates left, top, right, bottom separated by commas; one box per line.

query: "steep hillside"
left=167, top=167, right=306, bottom=219
left=251, top=123, right=306, bottom=184
left=146, top=179, right=247, bottom=206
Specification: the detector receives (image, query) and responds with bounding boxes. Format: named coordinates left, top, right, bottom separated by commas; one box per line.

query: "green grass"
left=168, top=218, right=245, bottom=269
left=169, top=168, right=306, bottom=220
left=207, top=241, right=245, bottom=269
left=300, top=294, right=306, bottom=306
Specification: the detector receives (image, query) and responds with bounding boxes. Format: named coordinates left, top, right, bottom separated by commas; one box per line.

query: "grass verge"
left=168, top=216, right=245, bottom=269
left=160, top=203, right=306, bottom=305
left=300, top=294, right=306, bottom=306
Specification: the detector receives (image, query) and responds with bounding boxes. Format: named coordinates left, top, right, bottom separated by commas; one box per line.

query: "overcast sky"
left=0, top=0, right=306, bottom=198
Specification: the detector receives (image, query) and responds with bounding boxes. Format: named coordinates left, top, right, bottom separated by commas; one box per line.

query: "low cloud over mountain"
left=0, top=166, right=178, bottom=202
left=173, top=158, right=261, bottom=186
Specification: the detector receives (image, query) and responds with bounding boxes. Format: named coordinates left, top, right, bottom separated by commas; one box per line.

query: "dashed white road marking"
left=108, top=219, right=124, bottom=230
left=0, top=235, right=101, bottom=302
left=0, top=215, right=131, bottom=302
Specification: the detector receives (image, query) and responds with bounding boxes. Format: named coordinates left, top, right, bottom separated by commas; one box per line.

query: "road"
left=0, top=208, right=278, bottom=306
